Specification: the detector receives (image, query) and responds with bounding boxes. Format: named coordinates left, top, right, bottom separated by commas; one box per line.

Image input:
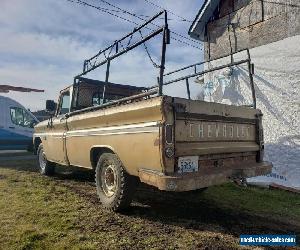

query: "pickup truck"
left=33, top=75, right=272, bottom=211
left=33, top=12, right=272, bottom=211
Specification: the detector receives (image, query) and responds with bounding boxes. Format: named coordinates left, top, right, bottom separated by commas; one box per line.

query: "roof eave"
left=189, top=0, right=221, bottom=42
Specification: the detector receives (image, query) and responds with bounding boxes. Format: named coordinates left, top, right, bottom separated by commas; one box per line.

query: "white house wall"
left=201, top=35, right=300, bottom=189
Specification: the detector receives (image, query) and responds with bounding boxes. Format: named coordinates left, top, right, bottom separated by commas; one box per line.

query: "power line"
left=77, top=0, right=193, bottom=23
left=142, top=0, right=193, bottom=22
left=98, top=0, right=200, bottom=47
left=138, top=30, right=161, bottom=68
left=96, top=0, right=201, bottom=46
left=90, top=0, right=191, bottom=22
left=66, top=0, right=140, bottom=26
left=66, top=0, right=202, bottom=50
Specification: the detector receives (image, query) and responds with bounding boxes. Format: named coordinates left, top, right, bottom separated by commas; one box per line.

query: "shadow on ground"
left=130, top=187, right=300, bottom=238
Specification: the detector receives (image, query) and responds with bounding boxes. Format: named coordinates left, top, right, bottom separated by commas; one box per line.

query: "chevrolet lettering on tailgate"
left=188, top=122, right=255, bottom=140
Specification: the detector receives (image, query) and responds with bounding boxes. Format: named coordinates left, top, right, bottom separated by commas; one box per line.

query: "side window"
left=10, top=107, right=36, bottom=128
left=23, top=110, right=36, bottom=128
left=59, top=92, right=70, bottom=115
left=10, top=107, right=24, bottom=126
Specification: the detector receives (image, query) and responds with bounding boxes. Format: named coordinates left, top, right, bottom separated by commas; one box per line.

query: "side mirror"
left=46, top=100, right=57, bottom=114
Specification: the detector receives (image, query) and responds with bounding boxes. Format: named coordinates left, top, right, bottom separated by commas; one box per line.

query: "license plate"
left=178, top=156, right=199, bottom=173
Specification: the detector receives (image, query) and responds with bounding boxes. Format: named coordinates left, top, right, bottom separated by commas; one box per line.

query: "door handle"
left=9, top=126, right=15, bottom=129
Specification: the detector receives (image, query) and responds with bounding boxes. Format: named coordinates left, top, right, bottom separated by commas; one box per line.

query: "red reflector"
left=165, top=124, right=173, bottom=144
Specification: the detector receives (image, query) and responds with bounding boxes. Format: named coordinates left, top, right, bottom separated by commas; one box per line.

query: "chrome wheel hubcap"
left=39, top=149, right=47, bottom=171
left=101, top=164, right=116, bottom=197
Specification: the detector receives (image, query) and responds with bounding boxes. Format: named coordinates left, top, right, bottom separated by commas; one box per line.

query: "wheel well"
left=33, top=137, right=42, bottom=154
left=90, top=147, right=114, bottom=169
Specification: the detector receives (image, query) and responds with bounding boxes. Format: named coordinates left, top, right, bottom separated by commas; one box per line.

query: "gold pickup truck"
left=33, top=75, right=271, bottom=211
left=33, top=12, right=271, bottom=211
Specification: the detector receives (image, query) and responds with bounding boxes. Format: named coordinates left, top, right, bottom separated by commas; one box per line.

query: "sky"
left=0, top=0, right=204, bottom=111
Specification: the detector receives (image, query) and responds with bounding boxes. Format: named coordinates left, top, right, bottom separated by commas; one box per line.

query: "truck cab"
left=35, top=77, right=146, bottom=166
left=57, top=77, right=147, bottom=114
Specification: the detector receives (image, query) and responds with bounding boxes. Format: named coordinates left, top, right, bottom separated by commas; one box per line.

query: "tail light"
left=165, top=124, right=174, bottom=158
left=165, top=124, right=173, bottom=144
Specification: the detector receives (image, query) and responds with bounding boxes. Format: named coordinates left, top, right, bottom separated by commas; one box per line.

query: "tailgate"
left=138, top=97, right=270, bottom=190
left=173, top=98, right=260, bottom=157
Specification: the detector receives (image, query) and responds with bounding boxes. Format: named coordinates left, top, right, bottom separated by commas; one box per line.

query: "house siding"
left=205, top=0, right=300, bottom=60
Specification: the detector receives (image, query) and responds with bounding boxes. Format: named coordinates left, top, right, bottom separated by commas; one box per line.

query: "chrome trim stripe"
left=69, top=121, right=159, bottom=134
left=66, top=129, right=158, bottom=137
left=34, top=121, right=160, bottom=138
left=34, top=132, right=64, bottom=137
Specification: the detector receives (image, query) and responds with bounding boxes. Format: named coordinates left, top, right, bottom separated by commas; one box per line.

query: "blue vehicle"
left=0, top=96, right=39, bottom=150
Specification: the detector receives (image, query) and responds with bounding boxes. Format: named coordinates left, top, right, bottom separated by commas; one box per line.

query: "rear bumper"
left=139, top=161, right=272, bottom=191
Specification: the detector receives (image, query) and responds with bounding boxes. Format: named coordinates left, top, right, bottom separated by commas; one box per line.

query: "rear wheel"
left=37, top=144, right=55, bottom=175
left=95, top=153, right=138, bottom=211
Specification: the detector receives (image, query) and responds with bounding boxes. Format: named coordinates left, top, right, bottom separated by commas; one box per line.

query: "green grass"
left=202, top=183, right=300, bottom=222
left=0, top=159, right=299, bottom=250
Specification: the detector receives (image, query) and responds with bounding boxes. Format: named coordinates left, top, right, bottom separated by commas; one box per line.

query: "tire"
left=95, top=153, right=138, bottom=211
left=37, top=144, right=55, bottom=176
